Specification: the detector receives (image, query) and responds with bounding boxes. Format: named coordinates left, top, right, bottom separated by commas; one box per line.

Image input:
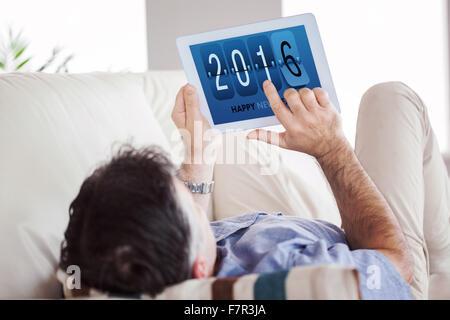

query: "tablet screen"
left=190, top=25, right=321, bottom=126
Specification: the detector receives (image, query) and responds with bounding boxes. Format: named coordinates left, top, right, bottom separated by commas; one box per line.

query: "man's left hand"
left=172, top=84, right=219, bottom=165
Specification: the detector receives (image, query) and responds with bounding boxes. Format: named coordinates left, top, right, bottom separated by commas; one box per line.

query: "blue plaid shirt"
left=211, top=213, right=412, bottom=300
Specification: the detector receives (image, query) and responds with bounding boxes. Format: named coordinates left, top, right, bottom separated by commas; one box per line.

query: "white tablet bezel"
left=176, top=13, right=340, bottom=132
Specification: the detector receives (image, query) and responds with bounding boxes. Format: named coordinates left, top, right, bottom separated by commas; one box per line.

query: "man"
left=60, top=81, right=450, bottom=300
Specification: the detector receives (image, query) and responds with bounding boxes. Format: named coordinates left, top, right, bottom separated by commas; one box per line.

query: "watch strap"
left=184, top=181, right=215, bottom=194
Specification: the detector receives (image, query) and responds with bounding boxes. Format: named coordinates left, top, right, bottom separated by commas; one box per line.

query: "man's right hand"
left=247, top=80, right=348, bottom=161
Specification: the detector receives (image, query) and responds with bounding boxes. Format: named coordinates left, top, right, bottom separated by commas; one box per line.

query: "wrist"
left=183, top=148, right=217, bottom=165
left=316, top=137, right=353, bottom=169
left=183, top=136, right=219, bottom=166
left=180, top=162, right=214, bottom=183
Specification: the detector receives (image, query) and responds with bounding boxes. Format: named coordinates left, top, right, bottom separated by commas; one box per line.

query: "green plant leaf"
left=14, top=47, right=26, bottom=60
left=16, top=58, right=30, bottom=70
left=0, top=61, right=4, bottom=69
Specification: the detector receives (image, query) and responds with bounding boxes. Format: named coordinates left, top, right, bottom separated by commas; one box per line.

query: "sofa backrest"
left=0, top=72, right=170, bottom=298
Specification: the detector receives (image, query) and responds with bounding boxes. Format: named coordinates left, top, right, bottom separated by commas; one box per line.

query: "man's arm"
left=317, top=139, right=414, bottom=283
left=172, top=84, right=218, bottom=214
left=248, top=81, right=414, bottom=283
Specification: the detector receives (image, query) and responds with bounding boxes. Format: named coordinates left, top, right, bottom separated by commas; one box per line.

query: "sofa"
left=0, top=71, right=448, bottom=299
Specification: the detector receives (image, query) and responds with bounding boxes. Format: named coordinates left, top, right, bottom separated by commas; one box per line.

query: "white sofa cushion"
left=0, top=72, right=169, bottom=298
left=141, top=71, right=189, bottom=166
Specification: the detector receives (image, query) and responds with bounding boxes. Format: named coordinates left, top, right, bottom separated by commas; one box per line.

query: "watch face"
left=190, top=25, right=321, bottom=126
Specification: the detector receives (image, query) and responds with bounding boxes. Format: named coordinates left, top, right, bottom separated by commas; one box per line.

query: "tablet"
left=177, top=13, right=340, bottom=132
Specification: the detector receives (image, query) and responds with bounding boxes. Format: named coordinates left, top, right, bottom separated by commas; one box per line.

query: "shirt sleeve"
left=288, top=240, right=413, bottom=300
left=350, top=249, right=413, bottom=300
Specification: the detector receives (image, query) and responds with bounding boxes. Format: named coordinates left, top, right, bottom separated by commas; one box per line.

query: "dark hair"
left=59, top=145, right=194, bottom=296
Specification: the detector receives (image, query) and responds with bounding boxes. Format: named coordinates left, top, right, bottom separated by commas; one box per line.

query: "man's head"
left=59, top=145, right=216, bottom=296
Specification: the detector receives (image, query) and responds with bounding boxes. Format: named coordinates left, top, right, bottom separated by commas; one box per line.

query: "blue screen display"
left=190, top=25, right=321, bottom=125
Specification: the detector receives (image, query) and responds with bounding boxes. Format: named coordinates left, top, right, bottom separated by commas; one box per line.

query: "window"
left=0, top=0, right=147, bottom=73
left=283, top=0, right=449, bottom=152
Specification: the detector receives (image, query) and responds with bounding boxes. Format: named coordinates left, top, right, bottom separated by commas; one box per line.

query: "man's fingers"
left=183, top=84, right=201, bottom=122
left=172, top=86, right=186, bottom=127
left=299, top=88, right=319, bottom=111
left=173, top=87, right=186, bottom=113
left=263, top=80, right=293, bottom=127
left=284, top=88, right=306, bottom=115
left=313, top=87, right=332, bottom=108
left=247, top=129, right=287, bottom=148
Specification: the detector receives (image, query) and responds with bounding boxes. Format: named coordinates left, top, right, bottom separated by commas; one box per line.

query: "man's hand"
left=172, top=84, right=218, bottom=165
left=247, top=80, right=347, bottom=160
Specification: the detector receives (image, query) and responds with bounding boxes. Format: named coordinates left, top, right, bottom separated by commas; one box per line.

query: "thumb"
left=184, top=84, right=201, bottom=122
left=247, top=130, right=286, bottom=148
left=171, top=87, right=186, bottom=128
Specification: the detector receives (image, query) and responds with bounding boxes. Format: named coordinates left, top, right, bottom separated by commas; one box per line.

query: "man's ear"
left=192, top=255, right=208, bottom=279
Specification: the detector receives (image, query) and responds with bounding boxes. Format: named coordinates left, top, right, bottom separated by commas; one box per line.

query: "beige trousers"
left=355, top=82, right=450, bottom=299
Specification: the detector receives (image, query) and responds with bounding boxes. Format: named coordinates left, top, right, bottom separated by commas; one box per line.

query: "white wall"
left=2, top=0, right=448, bottom=152
left=0, top=0, right=147, bottom=72
left=146, top=0, right=281, bottom=69
left=283, top=0, right=449, bottom=151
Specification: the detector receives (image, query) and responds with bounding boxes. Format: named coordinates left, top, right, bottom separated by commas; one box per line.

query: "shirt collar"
left=210, top=212, right=263, bottom=242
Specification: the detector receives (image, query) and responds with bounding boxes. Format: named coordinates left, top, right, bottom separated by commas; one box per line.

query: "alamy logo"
left=66, top=265, right=81, bottom=290
left=366, top=265, right=381, bottom=290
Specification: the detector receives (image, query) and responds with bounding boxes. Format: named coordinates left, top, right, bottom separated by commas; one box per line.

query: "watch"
left=184, top=181, right=215, bottom=194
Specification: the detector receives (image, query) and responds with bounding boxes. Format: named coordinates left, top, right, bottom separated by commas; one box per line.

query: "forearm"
left=179, top=163, right=214, bottom=215
left=317, top=140, right=413, bottom=280
left=318, top=140, right=405, bottom=250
